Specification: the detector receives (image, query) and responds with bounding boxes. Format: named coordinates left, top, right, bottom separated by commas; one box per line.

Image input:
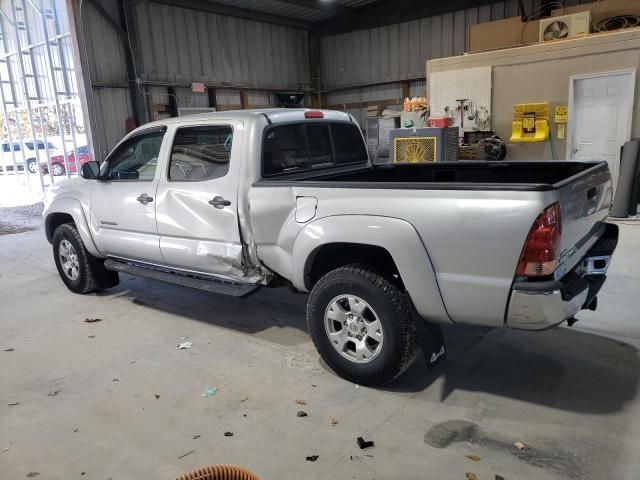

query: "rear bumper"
left=506, top=223, right=618, bottom=330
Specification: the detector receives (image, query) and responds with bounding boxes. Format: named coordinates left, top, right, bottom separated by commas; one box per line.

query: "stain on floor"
left=425, top=420, right=584, bottom=479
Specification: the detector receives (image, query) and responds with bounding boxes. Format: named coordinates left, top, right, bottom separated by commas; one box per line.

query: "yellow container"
left=510, top=102, right=550, bottom=142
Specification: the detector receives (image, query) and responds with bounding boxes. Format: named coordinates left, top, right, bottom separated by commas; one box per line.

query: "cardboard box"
left=551, top=0, right=640, bottom=23
left=468, top=16, right=541, bottom=53
left=468, top=0, right=640, bottom=53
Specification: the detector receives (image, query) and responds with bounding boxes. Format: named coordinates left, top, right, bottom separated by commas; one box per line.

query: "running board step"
left=104, top=259, right=258, bottom=297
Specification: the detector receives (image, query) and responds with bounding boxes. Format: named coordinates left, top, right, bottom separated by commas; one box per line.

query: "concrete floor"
left=1, top=212, right=639, bottom=480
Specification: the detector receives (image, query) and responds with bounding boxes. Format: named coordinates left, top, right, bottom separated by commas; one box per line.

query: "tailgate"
left=554, top=162, right=613, bottom=279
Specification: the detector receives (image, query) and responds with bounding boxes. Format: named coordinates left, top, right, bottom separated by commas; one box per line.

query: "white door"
left=89, top=127, right=167, bottom=264
left=155, top=121, right=245, bottom=279
left=569, top=71, right=635, bottom=186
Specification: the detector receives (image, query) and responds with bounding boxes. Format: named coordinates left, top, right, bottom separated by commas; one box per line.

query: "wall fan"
left=539, top=12, right=591, bottom=43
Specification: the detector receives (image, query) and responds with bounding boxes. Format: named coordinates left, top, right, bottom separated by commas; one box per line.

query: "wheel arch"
left=305, top=243, right=401, bottom=289
left=45, top=212, right=74, bottom=242
left=44, top=197, right=102, bottom=257
left=293, top=215, right=452, bottom=325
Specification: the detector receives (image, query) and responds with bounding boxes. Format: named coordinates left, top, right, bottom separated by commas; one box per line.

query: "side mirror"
left=81, top=161, right=100, bottom=179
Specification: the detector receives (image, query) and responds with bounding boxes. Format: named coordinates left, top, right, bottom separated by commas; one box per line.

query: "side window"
left=169, top=125, right=232, bottom=181
left=107, top=130, right=165, bottom=181
left=2, top=144, right=9, bottom=153
left=13, top=144, right=20, bottom=151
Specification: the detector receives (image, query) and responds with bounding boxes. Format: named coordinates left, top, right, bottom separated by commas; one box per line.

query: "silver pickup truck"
left=43, top=108, right=618, bottom=385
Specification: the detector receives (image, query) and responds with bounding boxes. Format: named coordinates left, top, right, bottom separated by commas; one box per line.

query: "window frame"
left=100, top=126, right=167, bottom=182
left=167, top=124, right=234, bottom=182
left=260, top=120, right=367, bottom=179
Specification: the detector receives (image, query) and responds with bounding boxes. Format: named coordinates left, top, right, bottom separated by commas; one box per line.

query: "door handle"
left=209, top=196, right=231, bottom=209
left=136, top=193, right=153, bottom=205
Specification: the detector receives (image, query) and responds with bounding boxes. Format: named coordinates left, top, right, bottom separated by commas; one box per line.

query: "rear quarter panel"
left=249, top=183, right=552, bottom=328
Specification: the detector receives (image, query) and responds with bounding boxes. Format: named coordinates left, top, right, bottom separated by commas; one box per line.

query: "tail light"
left=516, top=202, right=562, bottom=277
left=304, top=111, right=324, bottom=119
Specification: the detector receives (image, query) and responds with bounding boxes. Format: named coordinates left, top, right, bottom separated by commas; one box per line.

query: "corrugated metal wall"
left=77, top=0, right=596, bottom=147
left=74, top=0, right=310, bottom=154
left=133, top=1, right=309, bottom=89
left=75, top=0, right=133, bottom=159
left=131, top=1, right=309, bottom=114
left=322, top=0, right=591, bottom=126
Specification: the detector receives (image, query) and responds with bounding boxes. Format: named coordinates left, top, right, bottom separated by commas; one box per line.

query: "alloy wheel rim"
left=27, top=161, right=37, bottom=173
left=58, top=239, right=80, bottom=281
left=324, top=294, right=384, bottom=364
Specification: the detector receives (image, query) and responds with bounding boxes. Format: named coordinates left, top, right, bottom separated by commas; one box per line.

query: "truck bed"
left=259, top=161, right=606, bottom=191
left=251, top=158, right=613, bottom=328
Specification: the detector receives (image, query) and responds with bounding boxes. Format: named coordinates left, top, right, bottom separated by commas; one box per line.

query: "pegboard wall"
left=429, top=66, right=492, bottom=132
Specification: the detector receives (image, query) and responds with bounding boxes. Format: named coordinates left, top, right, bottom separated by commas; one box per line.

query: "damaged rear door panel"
left=155, top=120, right=253, bottom=281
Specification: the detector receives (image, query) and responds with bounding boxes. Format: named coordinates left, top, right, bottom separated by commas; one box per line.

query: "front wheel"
left=53, top=223, right=119, bottom=293
left=26, top=159, right=38, bottom=174
left=307, top=265, right=417, bottom=386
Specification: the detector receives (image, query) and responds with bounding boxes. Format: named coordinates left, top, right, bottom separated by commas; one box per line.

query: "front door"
left=569, top=71, right=635, bottom=187
left=89, top=127, right=167, bottom=264
left=155, top=121, right=245, bottom=279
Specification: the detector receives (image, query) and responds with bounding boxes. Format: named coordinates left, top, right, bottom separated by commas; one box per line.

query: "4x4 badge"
left=430, top=345, right=446, bottom=363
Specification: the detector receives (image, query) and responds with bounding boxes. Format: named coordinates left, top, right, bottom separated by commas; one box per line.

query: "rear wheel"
left=307, top=265, right=417, bottom=386
left=51, top=162, right=65, bottom=176
left=53, top=223, right=119, bottom=293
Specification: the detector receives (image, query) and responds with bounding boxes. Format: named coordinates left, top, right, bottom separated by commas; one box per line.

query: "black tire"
left=52, top=223, right=119, bottom=293
left=51, top=162, right=65, bottom=176
left=307, top=265, right=417, bottom=386
left=26, top=159, right=38, bottom=174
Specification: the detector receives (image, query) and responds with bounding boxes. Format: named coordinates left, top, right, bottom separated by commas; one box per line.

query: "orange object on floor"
left=176, top=464, right=259, bottom=480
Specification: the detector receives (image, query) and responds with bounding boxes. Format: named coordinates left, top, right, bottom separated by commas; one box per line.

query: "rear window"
left=262, top=122, right=367, bottom=177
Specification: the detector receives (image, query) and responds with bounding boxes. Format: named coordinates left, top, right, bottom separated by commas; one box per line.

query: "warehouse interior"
left=2, top=0, right=640, bottom=479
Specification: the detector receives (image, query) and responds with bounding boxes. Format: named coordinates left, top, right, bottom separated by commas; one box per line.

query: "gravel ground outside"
left=0, top=202, right=43, bottom=236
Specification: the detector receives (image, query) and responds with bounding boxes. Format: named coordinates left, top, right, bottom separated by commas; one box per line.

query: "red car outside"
left=49, top=146, right=90, bottom=176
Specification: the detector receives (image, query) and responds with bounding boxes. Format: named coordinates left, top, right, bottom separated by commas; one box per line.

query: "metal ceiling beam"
left=314, top=0, right=499, bottom=35
left=276, top=0, right=355, bottom=16
left=140, top=0, right=311, bottom=29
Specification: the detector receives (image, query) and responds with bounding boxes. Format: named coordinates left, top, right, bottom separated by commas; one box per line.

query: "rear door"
left=155, top=120, right=245, bottom=279
left=89, top=127, right=167, bottom=263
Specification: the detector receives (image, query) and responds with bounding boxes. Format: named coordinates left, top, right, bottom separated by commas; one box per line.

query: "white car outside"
left=0, top=139, right=61, bottom=173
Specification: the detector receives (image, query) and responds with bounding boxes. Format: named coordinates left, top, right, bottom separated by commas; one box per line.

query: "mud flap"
left=91, top=257, right=120, bottom=289
left=416, top=320, right=447, bottom=369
